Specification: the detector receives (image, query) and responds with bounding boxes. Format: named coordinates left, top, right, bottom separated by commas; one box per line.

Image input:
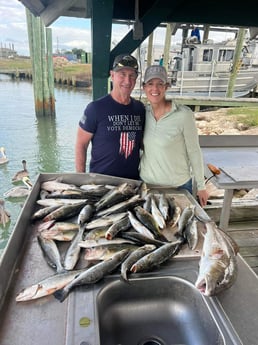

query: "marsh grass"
left=227, top=107, right=258, bottom=127
left=0, top=57, right=91, bottom=77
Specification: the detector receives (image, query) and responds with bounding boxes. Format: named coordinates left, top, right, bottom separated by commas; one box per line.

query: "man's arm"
left=75, top=127, right=93, bottom=172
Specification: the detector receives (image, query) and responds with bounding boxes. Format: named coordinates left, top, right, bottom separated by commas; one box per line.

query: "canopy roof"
left=19, top=0, right=258, bottom=99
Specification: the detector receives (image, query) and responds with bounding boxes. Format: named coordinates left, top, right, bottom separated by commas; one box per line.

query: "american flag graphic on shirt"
left=119, top=132, right=136, bottom=159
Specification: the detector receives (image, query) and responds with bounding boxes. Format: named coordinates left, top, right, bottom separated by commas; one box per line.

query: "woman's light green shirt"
left=140, top=102, right=205, bottom=190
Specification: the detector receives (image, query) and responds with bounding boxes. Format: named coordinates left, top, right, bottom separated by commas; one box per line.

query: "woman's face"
left=143, top=78, right=168, bottom=103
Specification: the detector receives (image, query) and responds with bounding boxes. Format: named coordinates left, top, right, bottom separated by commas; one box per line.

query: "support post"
left=26, top=9, right=55, bottom=116
left=91, top=0, right=113, bottom=100
left=163, top=23, right=174, bottom=71
left=147, top=32, right=154, bottom=67
left=226, top=28, right=246, bottom=98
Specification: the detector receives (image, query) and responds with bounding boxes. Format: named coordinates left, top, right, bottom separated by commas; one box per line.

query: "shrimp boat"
left=136, top=38, right=258, bottom=98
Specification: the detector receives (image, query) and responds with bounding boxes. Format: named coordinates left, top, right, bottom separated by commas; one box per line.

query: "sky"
left=0, top=0, right=237, bottom=57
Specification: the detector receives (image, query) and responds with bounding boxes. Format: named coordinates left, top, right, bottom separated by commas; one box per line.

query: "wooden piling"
left=226, top=28, right=246, bottom=98
left=26, top=9, right=55, bottom=116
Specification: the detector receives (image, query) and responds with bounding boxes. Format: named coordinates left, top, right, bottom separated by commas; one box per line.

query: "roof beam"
left=40, top=0, right=78, bottom=26
left=110, top=0, right=184, bottom=65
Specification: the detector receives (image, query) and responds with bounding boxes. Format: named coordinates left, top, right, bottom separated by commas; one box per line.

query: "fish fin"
left=216, top=226, right=239, bottom=255
left=53, top=288, right=68, bottom=302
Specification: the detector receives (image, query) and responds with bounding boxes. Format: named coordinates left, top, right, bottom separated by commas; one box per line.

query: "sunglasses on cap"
left=113, top=55, right=138, bottom=72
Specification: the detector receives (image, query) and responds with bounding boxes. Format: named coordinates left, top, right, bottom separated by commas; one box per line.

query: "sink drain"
left=138, top=337, right=165, bottom=345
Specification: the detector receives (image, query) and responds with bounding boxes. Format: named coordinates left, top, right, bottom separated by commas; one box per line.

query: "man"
left=190, top=25, right=201, bottom=43
left=75, top=54, right=145, bottom=180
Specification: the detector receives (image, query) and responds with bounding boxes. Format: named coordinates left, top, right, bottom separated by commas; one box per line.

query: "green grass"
left=227, top=107, right=258, bottom=127
left=0, top=57, right=91, bottom=77
left=0, top=57, right=32, bottom=70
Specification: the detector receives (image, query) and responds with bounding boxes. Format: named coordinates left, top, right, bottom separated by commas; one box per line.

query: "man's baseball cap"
left=143, top=65, right=168, bottom=84
left=112, top=54, right=138, bottom=73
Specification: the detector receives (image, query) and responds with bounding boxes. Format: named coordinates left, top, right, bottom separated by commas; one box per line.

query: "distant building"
left=0, top=46, right=18, bottom=59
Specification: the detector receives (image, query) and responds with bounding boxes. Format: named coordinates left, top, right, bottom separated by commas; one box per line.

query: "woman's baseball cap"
left=112, top=54, right=138, bottom=73
left=143, top=65, right=168, bottom=84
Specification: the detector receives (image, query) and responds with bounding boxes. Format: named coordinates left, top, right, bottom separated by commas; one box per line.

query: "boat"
left=135, top=38, right=258, bottom=98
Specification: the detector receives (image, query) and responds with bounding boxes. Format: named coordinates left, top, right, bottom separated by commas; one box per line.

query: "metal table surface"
left=202, top=146, right=258, bottom=230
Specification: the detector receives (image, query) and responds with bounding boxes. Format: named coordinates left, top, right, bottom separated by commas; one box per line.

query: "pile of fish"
left=15, top=178, right=239, bottom=303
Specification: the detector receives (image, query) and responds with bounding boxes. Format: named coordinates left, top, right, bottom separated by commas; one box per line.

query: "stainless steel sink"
left=95, top=263, right=241, bottom=345
left=65, top=258, right=243, bottom=345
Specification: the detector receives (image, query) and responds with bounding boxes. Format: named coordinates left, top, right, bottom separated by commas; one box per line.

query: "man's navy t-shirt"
left=79, top=94, right=145, bottom=180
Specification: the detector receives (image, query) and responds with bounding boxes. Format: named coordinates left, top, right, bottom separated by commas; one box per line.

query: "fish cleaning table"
left=201, top=138, right=258, bottom=230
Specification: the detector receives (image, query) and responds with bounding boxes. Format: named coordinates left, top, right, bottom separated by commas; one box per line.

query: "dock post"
left=226, top=28, right=246, bottom=98
left=26, top=9, right=55, bottom=116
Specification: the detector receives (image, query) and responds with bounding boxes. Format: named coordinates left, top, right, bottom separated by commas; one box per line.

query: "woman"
left=140, top=65, right=208, bottom=207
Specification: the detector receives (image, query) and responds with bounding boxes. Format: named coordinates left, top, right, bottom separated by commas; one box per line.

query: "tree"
left=72, top=48, right=86, bottom=59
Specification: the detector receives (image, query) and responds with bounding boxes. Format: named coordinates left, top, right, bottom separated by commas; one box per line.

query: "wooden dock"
left=227, top=220, right=258, bottom=275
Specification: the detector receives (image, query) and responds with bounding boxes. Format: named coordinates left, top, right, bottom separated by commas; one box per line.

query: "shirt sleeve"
left=79, top=102, right=98, bottom=134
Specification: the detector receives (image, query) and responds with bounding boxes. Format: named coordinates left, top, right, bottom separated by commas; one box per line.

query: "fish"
left=95, top=182, right=135, bottom=211
left=176, top=205, right=195, bottom=236
left=79, top=184, right=110, bottom=197
left=46, top=189, right=89, bottom=199
left=167, top=195, right=176, bottom=220
left=84, top=243, right=138, bottom=261
left=96, top=194, right=144, bottom=217
left=195, top=221, right=239, bottom=297
left=143, top=193, right=152, bottom=212
left=184, top=217, right=199, bottom=250
left=42, top=200, right=87, bottom=222
left=63, top=225, right=85, bottom=270
left=16, top=269, right=85, bottom=302
left=79, top=238, right=135, bottom=248
left=84, top=227, right=109, bottom=240
left=150, top=195, right=166, bottom=229
left=37, top=235, right=66, bottom=274
left=77, top=203, right=95, bottom=225
left=130, top=239, right=184, bottom=273
left=38, top=220, right=79, bottom=232
left=121, top=231, right=166, bottom=247
left=169, top=205, right=181, bottom=228
left=105, top=214, right=131, bottom=240
left=37, top=198, right=88, bottom=207
left=31, top=205, right=62, bottom=221
left=121, top=244, right=156, bottom=281
left=85, top=212, right=127, bottom=230
left=41, top=179, right=79, bottom=192
left=127, top=210, right=155, bottom=239
left=54, top=248, right=131, bottom=302
left=40, top=189, right=51, bottom=199
left=134, top=205, right=167, bottom=241
left=41, top=229, right=77, bottom=241
left=136, top=181, right=149, bottom=199
left=158, top=193, right=170, bottom=221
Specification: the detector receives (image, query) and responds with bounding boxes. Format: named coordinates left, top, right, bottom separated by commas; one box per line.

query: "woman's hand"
left=197, top=189, right=209, bottom=207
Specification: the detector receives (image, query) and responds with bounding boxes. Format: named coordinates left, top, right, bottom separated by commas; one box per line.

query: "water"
left=0, top=74, right=92, bottom=256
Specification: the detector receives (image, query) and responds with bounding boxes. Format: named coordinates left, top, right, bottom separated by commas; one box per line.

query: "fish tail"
left=120, top=269, right=129, bottom=282
left=53, top=288, right=68, bottom=302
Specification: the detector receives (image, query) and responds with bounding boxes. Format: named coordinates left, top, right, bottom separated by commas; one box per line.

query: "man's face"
left=110, top=68, right=138, bottom=96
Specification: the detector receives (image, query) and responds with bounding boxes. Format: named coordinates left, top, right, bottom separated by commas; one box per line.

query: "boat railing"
left=208, top=60, right=217, bottom=96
